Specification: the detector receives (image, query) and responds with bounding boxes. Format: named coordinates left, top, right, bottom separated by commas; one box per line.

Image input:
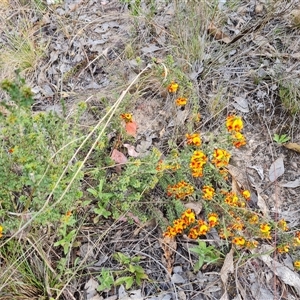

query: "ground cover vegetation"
left=1, top=0, right=300, bottom=299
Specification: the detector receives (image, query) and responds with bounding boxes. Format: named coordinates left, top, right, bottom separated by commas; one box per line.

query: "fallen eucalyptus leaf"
left=220, top=248, right=234, bottom=285
left=269, top=156, right=284, bottom=182
left=279, top=178, right=300, bottom=188
left=233, top=96, right=249, bottom=113
left=254, top=244, right=300, bottom=296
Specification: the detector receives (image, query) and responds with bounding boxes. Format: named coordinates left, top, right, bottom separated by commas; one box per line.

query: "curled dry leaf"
left=123, top=143, right=139, bottom=157
left=208, top=22, right=231, bottom=44
left=284, top=142, right=300, bottom=153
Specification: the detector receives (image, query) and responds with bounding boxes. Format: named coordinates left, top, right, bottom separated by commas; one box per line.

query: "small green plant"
left=273, top=133, right=290, bottom=145
left=97, top=252, right=149, bottom=291
left=190, top=240, right=222, bottom=272
left=54, top=212, right=77, bottom=255
left=113, top=252, right=149, bottom=289
left=88, top=179, right=113, bottom=222
left=97, top=268, right=114, bottom=292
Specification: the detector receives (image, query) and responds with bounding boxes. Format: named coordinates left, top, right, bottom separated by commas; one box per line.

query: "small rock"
left=171, top=273, right=185, bottom=284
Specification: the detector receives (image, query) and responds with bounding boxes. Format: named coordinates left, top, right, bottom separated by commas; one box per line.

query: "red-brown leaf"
left=125, top=121, right=137, bottom=137
left=111, top=149, right=127, bottom=164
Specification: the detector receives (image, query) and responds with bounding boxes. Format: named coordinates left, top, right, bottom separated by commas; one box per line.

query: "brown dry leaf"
left=208, top=22, right=231, bottom=44
left=227, top=164, right=250, bottom=191
left=159, top=236, right=177, bottom=274
left=284, top=142, right=300, bottom=153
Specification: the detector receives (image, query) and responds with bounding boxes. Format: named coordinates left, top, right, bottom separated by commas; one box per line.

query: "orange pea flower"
left=212, top=148, right=231, bottom=168
left=176, top=97, right=187, bottom=106
left=232, top=236, right=245, bottom=247
left=202, top=186, right=215, bottom=200
left=294, top=261, right=300, bottom=270
left=207, top=213, right=219, bottom=227
left=120, top=113, right=133, bottom=123
left=242, top=190, right=251, bottom=200
left=226, top=115, right=243, bottom=132
left=167, top=81, right=179, bottom=93
left=277, top=219, right=288, bottom=231
left=232, top=132, right=246, bottom=148
left=186, top=133, right=201, bottom=147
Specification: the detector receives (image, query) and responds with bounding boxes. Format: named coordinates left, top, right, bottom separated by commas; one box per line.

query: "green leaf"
left=94, top=206, right=111, bottom=218
left=115, top=276, right=134, bottom=290
left=97, top=269, right=114, bottom=291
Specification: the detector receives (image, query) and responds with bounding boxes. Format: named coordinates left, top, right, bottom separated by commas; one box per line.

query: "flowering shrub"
left=161, top=72, right=300, bottom=269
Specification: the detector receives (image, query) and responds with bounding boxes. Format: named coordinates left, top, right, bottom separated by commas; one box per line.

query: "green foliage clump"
left=0, top=75, right=84, bottom=232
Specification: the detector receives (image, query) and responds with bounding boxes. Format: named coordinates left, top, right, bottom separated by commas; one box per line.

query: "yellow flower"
left=188, top=227, right=199, bottom=239
left=232, top=132, right=246, bottom=148
left=173, top=219, right=186, bottom=234
left=167, top=181, right=194, bottom=199
left=224, top=192, right=239, bottom=206
left=190, top=150, right=207, bottom=178
left=186, top=133, right=201, bottom=147
left=212, top=149, right=231, bottom=168
left=232, top=236, right=245, bottom=247
left=260, top=223, right=271, bottom=233
left=167, top=81, right=179, bottom=93
left=202, top=186, right=215, bottom=200
left=242, top=190, right=251, bottom=200
left=208, top=213, right=219, bottom=227
left=0, top=225, right=3, bottom=238
left=277, top=244, right=290, bottom=254
left=226, top=115, right=243, bottom=132
left=249, top=214, right=259, bottom=224
left=120, top=113, right=133, bottom=123
left=245, top=240, right=259, bottom=249
left=163, top=226, right=177, bottom=238
left=260, top=223, right=272, bottom=239
left=294, top=261, right=300, bottom=270
left=176, top=97, right=187, bottom=106
left=277, top=219, right=288, bottom=231
left=181, top=209, right=196, bottom=226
